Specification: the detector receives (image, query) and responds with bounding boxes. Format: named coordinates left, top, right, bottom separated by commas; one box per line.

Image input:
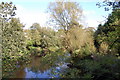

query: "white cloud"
left=15, top=5, right=104, bottom=29
left=87, top=20, right=99, bottom=27
left=0, top=0, right=108, bottom=3
left=76, top=0, right=105, bottom=2
left=82, top=10, right=106, bottom=29
left=83, top=10, right=95, bottom=15
left=15, top=5, right=49, bottom=29
left=82, top=10, right=97, bottom=28
left=84, top=16, right=106, bottom=29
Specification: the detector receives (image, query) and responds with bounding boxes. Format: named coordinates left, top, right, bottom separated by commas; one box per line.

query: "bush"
left=63, top=54, right=120, bottom=79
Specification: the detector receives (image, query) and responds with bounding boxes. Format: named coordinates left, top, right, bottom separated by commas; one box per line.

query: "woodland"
left=1, top=0, right=120, bottom=79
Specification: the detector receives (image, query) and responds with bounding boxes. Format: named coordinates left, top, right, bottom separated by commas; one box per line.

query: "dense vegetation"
left=1, top=0, right=120, bottom=79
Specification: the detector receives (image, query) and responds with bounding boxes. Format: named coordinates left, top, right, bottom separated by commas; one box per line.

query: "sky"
left=0, top=0, right=112, bottom=29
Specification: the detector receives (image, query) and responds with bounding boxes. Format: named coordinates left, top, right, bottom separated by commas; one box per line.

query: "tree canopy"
left=48, top=0, right=83, bottom=31
left=1, top=2, right=26, bottom=58
left=95, top=1, right=120, bottom=55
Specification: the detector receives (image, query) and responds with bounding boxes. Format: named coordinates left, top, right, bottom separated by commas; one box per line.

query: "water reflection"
left=25, top=68, right=52, bottom=78
left=15, top=67, right=26, bottom=78
left=14, top=52, right=70, bottom=78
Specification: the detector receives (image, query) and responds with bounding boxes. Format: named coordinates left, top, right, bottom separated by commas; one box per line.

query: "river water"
left=13, top=52, right=71, bottom=78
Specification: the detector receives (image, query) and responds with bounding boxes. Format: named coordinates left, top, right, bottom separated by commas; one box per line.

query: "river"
left=13, top=52, right=71, bottom=78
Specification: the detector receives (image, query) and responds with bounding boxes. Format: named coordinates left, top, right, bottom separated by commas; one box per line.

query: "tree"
left=48, top=0, right=83, bottom=31
left=63, top=27, right=96, bottom=56
left=95, top=3, right=120, bottom=55
left=0, top=2, right=26, bottom=58
left=96, top=0, right=120, bottom=11
left=29, top=23, right=41, bottom=47
left=0, top=2, right=16, bottom=51
left=26, top=23, right=61, bottom=54
left=2, top=18, right=26, bottom=58
left=0, top=2, right=16, bottom=21
left=48, top=0, right=84, bottom=54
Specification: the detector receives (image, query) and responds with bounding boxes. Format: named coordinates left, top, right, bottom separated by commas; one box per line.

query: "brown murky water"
left=13, top=53, right=70, bottom=78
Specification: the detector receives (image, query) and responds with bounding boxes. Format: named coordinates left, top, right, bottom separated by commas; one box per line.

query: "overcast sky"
left=0, top=0, right=112, bottom=29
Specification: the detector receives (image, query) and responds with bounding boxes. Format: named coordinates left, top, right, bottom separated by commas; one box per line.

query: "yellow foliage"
left=61, top=27, right=96, bottom=55
left=99, top=42, right=108, bottom=54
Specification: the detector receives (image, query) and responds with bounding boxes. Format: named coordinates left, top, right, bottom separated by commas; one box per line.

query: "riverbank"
left=3, top=50, right=71, bottom=78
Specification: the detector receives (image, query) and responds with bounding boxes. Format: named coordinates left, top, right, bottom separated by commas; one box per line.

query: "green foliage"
left=0, top=2, right=26, bottom=58
left=0, top=2, right=16, bottom=21
left=94, top=9, right=120, bottom=55
left=62, top=68, right=81, bottom=78
left=41, top=50, right=70, bottom=66
left=26, top=23, right=62, bottom=55
left=2, top=18, right=26, bottom=58
left=48, top=0, right=87, bottom=56
left=1, top=1, right=120, bottom=79
left=0, top=2, right=29, bottom=78
left=63, top=54, right=120, bottom=79
left=48, top=0, right=96, bottom=55
left=63, top=1, right=120, bottom=79
left=83, top=55, right=120, bottom=79
left=96, top=0, right=120, bottom=11
left=48, top=46, right=58, bottom=52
